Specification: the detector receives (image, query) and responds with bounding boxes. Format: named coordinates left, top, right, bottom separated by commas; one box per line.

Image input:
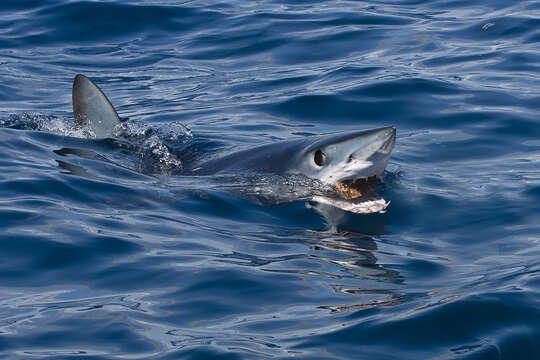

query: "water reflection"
left=311, top=231, right=403, bottom=313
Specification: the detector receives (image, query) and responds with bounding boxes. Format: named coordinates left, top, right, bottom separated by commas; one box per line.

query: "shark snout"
left=345, top=126, right=396, bottom=179
left=350, top=126, right=396, bottom=160
left=378, top=126, right=396, bottom=154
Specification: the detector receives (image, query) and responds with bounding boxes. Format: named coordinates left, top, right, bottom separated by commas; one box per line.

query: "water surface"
left=0, top=0, right=539, bottom=359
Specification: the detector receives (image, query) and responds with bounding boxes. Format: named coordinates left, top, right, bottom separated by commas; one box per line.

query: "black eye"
left=314, top=150, right=326, bottom=166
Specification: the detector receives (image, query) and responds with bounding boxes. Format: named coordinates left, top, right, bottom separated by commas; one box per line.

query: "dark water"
left=1, top=0, right=539, bottom=358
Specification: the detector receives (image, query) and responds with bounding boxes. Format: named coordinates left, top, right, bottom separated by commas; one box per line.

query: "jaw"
left=320, top=160, right=391, bottom=214
left=318, top=151, right=392, bottom=199
left=313, top=175, right=389, bottom=214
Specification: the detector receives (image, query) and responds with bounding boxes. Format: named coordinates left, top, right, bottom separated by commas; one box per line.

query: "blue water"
left=0, top=0, right=539, bottom=358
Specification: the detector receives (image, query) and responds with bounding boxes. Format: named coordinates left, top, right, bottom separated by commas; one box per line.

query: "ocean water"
left=0, top=0, right=539, bottom=358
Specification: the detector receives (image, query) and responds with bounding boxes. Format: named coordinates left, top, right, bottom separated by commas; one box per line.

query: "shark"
left=72, top=74, right=396, bottom=214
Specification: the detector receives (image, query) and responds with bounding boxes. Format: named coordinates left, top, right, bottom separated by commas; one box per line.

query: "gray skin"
left=73, top=74, right=121, bottom=139
left=194, top=127, right=396, bottom=185
left=71, top=74, right=396, bottom=185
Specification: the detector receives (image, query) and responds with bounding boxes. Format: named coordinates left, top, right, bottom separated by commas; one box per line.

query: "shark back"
left=72, top=74, right=121, bottom=138
left=193, top=137, right=312, bottom=176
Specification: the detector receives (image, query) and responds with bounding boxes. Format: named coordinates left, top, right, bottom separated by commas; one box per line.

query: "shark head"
left=289, top=127, right=396, bottom=185
left=196, top=125, right=396, bottom=203
left=285, top=127, right=396, bottom=214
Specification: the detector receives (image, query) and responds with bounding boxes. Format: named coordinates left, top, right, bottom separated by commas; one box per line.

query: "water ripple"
left=0, top=0, right=539, bottom=358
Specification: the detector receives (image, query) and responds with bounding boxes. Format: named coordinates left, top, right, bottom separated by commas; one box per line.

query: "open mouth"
left=334, top=175, right=379, bottom=200
left=311, top=175, right=388, bottom=214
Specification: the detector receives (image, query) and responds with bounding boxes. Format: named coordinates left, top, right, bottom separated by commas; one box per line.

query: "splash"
left=1, top=113, right=192, bottom=175
left=1, top=113, right=93, bottom=138
left=115, top=119, right=192, bottom=175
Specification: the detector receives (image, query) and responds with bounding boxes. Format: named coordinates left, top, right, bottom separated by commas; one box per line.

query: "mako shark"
left=72, top=74, right=396, bottom=214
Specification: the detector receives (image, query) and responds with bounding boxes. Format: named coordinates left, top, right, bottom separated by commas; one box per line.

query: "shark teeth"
left=311, top=195, right=389, bottom=214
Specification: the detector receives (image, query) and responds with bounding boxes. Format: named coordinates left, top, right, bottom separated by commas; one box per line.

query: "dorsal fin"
left=72, top=74, right=121, bottom=138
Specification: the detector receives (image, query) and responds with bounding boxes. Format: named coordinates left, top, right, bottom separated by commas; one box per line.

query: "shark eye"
left=314, top=150, right=327, bottom=166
